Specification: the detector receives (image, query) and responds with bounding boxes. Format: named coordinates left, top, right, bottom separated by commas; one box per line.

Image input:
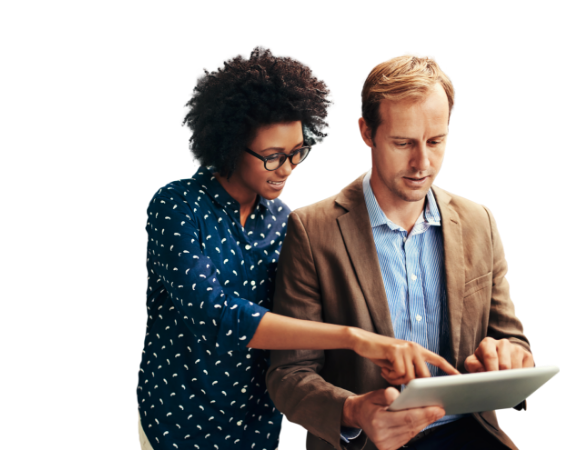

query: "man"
left=266, top=56, right=533, bottom=450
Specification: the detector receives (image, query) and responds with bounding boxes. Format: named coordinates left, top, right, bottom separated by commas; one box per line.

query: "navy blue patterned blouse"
left=137, top=166, right=290, bottom=450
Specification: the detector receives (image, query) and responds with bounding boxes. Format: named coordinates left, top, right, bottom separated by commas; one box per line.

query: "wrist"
left=345, top=326, right=365, bottom=353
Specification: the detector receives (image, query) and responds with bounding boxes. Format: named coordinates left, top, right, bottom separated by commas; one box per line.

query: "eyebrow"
left=261, top=140, right=305, bottom=153
left=389, top=134, right=447, bottom=140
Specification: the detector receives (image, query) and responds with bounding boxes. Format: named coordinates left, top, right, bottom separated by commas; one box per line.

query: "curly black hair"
left=183, top=47, right=330, bottom=176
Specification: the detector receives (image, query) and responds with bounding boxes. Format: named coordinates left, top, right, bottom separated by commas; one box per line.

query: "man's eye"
left=397, top=141, right=440, bottom=147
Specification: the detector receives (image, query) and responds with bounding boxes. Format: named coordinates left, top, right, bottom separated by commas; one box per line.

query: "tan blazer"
left=266, top=174, right=531, bottom=450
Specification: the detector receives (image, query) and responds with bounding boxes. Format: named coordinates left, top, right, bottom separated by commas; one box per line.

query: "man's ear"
left=357, top=117, right=373, bottom=148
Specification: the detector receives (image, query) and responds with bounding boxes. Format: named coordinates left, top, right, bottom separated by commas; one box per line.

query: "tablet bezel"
left=387, top=365, right=559, bottom=415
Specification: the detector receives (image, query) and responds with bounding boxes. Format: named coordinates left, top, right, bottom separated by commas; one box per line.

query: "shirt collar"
left=362, top=170, right=442, bottom=230
left=191, top=166, right=270, bottom=213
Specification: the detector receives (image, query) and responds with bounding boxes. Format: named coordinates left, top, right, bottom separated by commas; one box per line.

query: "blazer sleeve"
left=485, top=207, right=533, bottom=411
left=485, top=206, right=532, bottom=354
left=266, top=212, right=358, bottom=450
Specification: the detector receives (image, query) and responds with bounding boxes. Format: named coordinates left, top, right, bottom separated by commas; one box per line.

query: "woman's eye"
left=267, top=154, right=281, bottom=161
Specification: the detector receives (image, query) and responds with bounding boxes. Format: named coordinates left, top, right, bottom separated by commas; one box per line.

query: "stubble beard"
left=387, top=172, right=435, bottom=203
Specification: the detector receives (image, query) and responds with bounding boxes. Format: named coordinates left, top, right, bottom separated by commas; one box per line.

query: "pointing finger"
left=413, top=352, right=431, bottom=379
left=422, top=349, right=459, bottom=375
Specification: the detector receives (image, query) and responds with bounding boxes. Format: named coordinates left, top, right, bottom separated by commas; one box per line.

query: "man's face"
left=360, top=83, right=450, bottom=204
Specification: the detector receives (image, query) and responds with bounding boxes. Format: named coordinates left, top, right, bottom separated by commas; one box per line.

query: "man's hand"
left=342, top=388, right=444, bottom=450
left=465, top=337, right=534, bottom=372
left=351, top=328, right=459, bottom=385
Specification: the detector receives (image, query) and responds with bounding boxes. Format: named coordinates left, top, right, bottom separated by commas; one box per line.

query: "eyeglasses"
left=243, top=145, right=312, bottom=171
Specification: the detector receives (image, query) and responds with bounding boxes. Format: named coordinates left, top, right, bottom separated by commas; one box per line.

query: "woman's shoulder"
left=151, top=176, right=204, bottom=200
left=146, top=177, right=206, bottom=219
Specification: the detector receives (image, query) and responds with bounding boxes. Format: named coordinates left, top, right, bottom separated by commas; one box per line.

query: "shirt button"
left=241, top=388, right=247, bottom=393
left=403, top=237, right=407, bottom=243
left=250, top=281, right=256, bottom=286
left=245, top=244, right=252, bottom=250
left=416, top=314, right=422, bottom=322
left=411, top=274, right=417, bottom=281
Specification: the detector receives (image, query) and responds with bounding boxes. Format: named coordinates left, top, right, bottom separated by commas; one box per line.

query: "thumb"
left=384, top=387, right=400, bottom=404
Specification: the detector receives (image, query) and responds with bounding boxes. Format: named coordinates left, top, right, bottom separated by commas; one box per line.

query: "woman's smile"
left=267, top=179, right=286, bottom=190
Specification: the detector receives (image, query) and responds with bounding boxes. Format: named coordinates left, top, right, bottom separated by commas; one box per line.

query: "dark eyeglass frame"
left=243, top=145, right=312, bottom=171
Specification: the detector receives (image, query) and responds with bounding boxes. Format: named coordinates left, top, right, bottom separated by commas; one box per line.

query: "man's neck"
left=377, top=199, right=424, bottom=235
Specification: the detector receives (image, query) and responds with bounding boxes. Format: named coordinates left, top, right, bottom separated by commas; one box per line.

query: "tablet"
left=388, top=366, right=559, bottom=415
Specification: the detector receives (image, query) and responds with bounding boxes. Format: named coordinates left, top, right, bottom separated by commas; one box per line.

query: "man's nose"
left=411, top=144, right=432, bottom=170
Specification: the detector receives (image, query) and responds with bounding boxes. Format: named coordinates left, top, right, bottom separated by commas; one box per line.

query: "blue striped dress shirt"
left=362, top=171, right=464, bottom=429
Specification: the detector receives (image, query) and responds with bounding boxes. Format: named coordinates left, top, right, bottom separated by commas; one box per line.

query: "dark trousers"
left=402, top=416, right=510, bottom=450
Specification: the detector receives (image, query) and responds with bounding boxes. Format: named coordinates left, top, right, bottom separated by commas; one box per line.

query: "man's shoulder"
left=290, top=193, right=342, bottom=220
left=289, top=174, right=365, bottom=224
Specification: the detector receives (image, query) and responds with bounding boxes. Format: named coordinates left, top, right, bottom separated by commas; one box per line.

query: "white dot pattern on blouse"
left=137, top=167, right=290, bottom=449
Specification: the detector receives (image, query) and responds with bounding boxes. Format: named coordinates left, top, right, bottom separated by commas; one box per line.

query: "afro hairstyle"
left=183, top=47, right=330, bottom=176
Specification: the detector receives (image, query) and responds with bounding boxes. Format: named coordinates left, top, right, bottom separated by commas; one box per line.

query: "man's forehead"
left=380, top=103, right=449, bottom=122
left=380, top=120, right=449, bottom=139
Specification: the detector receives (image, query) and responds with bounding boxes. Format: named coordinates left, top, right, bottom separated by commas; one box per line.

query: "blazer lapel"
left=335, top=177, right=464, bottom=367
left=432, top=186, right=465, bottom=367
left=333, top=180, right=466, bottom=358
left=335, top=175, right=395, bottom=338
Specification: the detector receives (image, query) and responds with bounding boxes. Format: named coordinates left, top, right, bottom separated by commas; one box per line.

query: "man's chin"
left=396, top=186, right=430, bottom=203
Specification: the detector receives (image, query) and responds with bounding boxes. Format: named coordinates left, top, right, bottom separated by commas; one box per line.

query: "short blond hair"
left=361, top=56, right=454, bottom=137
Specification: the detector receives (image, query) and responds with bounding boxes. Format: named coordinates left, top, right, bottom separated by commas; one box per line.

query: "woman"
left=137, top=47, right=457, bottom=450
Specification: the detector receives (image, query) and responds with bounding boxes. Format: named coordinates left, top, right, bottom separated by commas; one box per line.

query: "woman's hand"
left=350, top=328, right=460, bottom=385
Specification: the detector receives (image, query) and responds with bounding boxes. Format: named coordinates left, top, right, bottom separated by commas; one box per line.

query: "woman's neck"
left=213, top=172, right=257, bottom=215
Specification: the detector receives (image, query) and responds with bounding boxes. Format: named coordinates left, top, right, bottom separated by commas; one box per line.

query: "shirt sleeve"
left=340, top=427, right=362, bottom=443
left=147, top=192, right=268, bottom=355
